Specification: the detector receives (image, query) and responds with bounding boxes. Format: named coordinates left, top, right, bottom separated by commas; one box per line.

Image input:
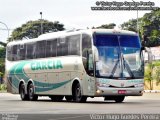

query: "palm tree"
left=0, top=41, right=6, bottom=47
left=144, top=63, right=155, bottom=90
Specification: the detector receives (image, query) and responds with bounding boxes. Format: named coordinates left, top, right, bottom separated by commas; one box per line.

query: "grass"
left=0, top=84, right=7, bottom=92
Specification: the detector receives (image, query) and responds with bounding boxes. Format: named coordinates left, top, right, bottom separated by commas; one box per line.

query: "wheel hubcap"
left=21, top=88, right=25, bottom=98
left=76, top=87, right=81, bottom=99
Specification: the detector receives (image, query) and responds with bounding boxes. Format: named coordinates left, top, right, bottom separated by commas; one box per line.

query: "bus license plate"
left=118, top=90, right=126, bottom=94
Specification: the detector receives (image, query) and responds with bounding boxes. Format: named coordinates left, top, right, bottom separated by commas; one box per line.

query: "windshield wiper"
left=118, top=36, right=135, bottom=79
left=123, top=57, right=135, bottom=78
left=109, top=36, right=135, bottom=79
left=109, top=53, right=120, bottom=78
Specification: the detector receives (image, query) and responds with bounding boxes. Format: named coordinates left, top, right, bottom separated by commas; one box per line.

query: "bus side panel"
left=7, top=75, right=19, bottom=94
left=7, top=76, right=12, bottom=93
left=81, top=74, right=96, bottom=96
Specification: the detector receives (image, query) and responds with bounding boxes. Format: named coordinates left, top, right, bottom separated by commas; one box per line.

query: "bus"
left=6, top=29, right=145, bottom=103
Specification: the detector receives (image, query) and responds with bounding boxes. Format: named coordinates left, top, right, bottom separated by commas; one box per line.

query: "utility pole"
left=40, top=12, right=43, bottom=35
left=131, top=0, right=139, bottom=34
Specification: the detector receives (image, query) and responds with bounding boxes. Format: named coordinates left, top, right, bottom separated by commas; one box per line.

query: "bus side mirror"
left=141, top=46, right=145, bottom=51
left=93, top=46, right=99, bottom=62
left=86, top=49, right=94, bottom=76
left=144, top=47, right=153, bottom=63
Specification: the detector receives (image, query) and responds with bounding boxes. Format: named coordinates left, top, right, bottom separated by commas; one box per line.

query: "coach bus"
left=6, top=29, right=145, bottom=103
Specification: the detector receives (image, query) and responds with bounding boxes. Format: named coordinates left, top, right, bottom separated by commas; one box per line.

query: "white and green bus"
left=6, top=29, right=145, bottom=103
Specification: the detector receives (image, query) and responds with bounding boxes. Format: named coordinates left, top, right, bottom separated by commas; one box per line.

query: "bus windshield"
left=94, top=34, right=144, bottom=79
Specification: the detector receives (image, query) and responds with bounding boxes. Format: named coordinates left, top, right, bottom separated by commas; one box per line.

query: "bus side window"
left=46, top=39, right=57, bottom=57
left=36, top=40, right=46, bottom=58
left=82, top=34, right=93, bottom=75
left=26, top=43, right=36, bottom=59
left=12, top=45, right=19, bottom=61
left=16, top=45, right=20, bottom=60
left=68, top=35, right=80, bottom=55
left=57, top=37, right=69, bottom=56
left=7, top=46, right=12, bottom=61
left=19, top=44, right=26, bottom=60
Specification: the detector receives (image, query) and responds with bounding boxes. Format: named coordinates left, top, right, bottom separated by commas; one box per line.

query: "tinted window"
left=94, top=34, right=141, bottom=48
left=12, top=45, right=20, bottom=61
left=82, top=34, right=92, bottom=58
left=46, top=39, right=57, bottom=57
left=82, top=34, right=93, bottom=75
left=7, top=46, right=12, bottom=61
left=68, top=35, right=80, bottom=55
left=19, top=44, right=26, bottom=60
left=57, top=37, right=69, bottom=56
left=26, top=43, right=36, bottom=59
left=36, top=40, right=46, bottom=58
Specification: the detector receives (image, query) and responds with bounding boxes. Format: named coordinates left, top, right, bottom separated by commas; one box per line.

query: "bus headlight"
left=134, top=83, right=144, bottom=88
left=96, top=90, right=102, bottom=94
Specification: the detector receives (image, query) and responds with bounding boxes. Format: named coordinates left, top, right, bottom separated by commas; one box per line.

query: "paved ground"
left=0, top=93, right=160, bottom=114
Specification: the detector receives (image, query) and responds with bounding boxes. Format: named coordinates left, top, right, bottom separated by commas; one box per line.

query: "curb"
left=144, top=90, right=160, bottom=93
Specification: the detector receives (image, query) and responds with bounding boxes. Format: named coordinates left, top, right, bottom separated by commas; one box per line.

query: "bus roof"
left=7, top=29, right=138, bottom=46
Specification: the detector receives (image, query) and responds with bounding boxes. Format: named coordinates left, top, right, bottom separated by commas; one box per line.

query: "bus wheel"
left=20, top=83, right=29, bottom=101
left=65, top=96, right=73, bottom=101
left=115, top=96, right=125, bottom=103
left=50, top=95, right=64, bottom=102
left=73, top=83, right=87, bottom=103
left=28, top=83, right=38, bottom=101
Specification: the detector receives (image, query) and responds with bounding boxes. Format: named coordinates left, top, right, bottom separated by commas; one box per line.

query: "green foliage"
left=120, top=19, right=139, bottom=32
left=0, top=84, right=7, bottom=91
left=0, top=47, right=5, bottom=77
left=152, top=61, right=160, bottom=85
left=144, top=61, right=160, bottom=90
left=96, top=23, right=116, bottom=29
left=0, top=42, right=6, bottom=47
left=8, top=20, right=65, bottom=42
left=121, top=9, right=160, bottom=47
left=0, top=59, right=5, bottom=77
left=141, top=9, right=160, bottom=47
left=144, top=63, right=154, bottom=90
left=0, top=47, right=6, bottom=58
left=154, top=66, right=160, bottom=85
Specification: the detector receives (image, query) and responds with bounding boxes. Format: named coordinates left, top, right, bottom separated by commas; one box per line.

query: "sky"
left=0, top=0, right=159, bottom=43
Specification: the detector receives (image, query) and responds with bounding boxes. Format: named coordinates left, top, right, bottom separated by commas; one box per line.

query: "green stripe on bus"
left=9, top=60, right=71, bottom=92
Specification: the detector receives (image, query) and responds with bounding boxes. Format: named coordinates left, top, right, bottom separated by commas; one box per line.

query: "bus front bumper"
left=95, top=87, right=144, bottom=96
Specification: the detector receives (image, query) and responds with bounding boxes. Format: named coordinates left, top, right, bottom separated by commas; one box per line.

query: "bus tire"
left=115, top=96, right=125, bottom=103
left=73, top=82, right=87, bottom=103
left=28, top=83, right=38, bottom=101
left=20, top=83, right=29, bottom=101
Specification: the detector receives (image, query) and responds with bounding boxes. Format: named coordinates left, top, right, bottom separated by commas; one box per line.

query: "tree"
left=121, top=9, right=160, bottom=47
left=0, top=41, right=6, bottom=47
left=144, top=63, right=155, bottom=90
left=96, top=23, right=116, bottom=29
left=152, top=61, right=160, bottom=86
left=141, top=9, right=160, bottom=47
left=0, top=47, right=6, bottom=58
left=120, top=18, right=140, bottom=33
left=8, top=20, right=65, bottom=42
left=0, top=47, right=5, bottom=78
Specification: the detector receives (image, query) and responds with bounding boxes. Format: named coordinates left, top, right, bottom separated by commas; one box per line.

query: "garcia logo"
left=31, top=60, right=63, bottom=71
left=121, top=83, right=124, bottom=87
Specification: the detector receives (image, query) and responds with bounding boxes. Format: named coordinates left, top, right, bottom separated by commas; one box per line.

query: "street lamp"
left=40, top=12, right=43, bottom=35
left=0, top=21, right=9, bottom=39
